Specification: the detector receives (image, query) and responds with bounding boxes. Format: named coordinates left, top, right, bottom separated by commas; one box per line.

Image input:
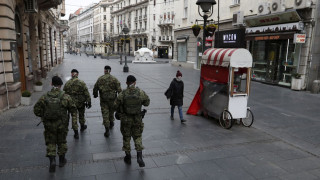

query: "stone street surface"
left=1, top=54, right=320, bottom=180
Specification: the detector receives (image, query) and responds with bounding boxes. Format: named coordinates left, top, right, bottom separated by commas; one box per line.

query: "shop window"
left=230, top=67, right=250, bottom=96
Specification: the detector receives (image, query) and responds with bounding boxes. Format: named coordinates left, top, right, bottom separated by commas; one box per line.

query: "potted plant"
left=21, top=90, right=32, bottom=106
left=34, top=81, right=43, bottom=92
left=205, top=24, right=218, bottom=36
left=191, top=24, right=202, bottom=37
left=291, top=73, right=302, bottom=90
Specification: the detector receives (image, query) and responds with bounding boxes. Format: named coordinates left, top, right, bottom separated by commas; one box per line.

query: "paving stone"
left=178, top=160, right=222, bottom=176
left=63, top=175, right=96, bottom=180
left=113, top=157, right=157, bottom=172
left=96, top=170, right=143, bottom=180
left=140, top=165, right=185, bottom=180
left=279, top=172, right=318, bottom=180
left=243, top=162, right=288, bottom=179
left=273, top=157, right=320, bottom=173
left=152, top=154, right=193, bottom=167
left=72, top=161, right=116, bottom=177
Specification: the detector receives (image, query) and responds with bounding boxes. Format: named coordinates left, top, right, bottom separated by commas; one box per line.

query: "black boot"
left=80, top=124, right=87, bottom=132
left=137, top=151, right=145, bottom=167
left=110, top=121, right=114, bottom=129
left=124, top=151, right=131, bottom=164
left=104, top=126, right=110, bottom=137
left=74, top=130, right=79, bottom=139
left=49, top=156, right=56, bottom=173
left=59, top=155, right=67, bottom=167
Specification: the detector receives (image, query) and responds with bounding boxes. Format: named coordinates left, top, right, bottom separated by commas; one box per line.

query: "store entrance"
left=158, top=46, right=168, bottom=58
left=265, top=42, right=280, bottom=83
left=250, top=39, right=299, bottom=86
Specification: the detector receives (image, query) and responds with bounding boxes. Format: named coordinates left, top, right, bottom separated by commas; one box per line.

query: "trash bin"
left=311, top=80, right=320, bottom=94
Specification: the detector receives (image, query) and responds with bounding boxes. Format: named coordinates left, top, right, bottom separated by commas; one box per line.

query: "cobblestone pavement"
left=1, top=54, right=320, bottom=180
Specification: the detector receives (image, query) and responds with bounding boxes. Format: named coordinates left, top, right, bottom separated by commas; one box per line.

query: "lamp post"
left=122, top=24, right=129, bottom=72
left=196, top=0, right=216, bottom=52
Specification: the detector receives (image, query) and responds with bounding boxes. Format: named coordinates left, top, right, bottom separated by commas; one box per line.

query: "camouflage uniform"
left=93, top=74, right=121, bottom=128
left=63, top=76, right=91, bottom=130
left=114, top=86, right=150, bottom=152
left=34, top=88, right=77, bottom=157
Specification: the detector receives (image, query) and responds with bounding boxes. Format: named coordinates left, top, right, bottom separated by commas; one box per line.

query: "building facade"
left=77, top=4, right=96, bottom=54
left=0, top=0, right=67, bottom=111
left=173, top=0, right=320, bottom=90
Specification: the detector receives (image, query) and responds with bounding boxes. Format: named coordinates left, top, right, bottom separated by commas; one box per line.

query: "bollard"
left=311, top=80, right=320, bottom=94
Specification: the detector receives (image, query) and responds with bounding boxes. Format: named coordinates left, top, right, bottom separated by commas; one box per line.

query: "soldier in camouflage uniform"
left=93, top=65, right=121, bottom=137
left=114, top=75, right=150, bottom=167
left=34, top=76, right=77, bottom=173
left=63, top=69, right=91, bottom=139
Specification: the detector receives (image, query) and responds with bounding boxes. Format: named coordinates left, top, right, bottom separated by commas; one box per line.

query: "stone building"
left=67, top=8, right=82, bottom=53
left=0, top=0, right=67, bottom=111
left=173, top=0, right=320, bottom=90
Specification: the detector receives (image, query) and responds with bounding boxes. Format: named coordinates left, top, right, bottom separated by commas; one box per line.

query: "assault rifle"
left=36, top=120, right=42, bottom=126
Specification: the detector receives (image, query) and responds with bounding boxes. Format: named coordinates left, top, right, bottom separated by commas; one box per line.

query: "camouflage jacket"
left=114, top=86, right=150, bottom=116
left=93, top=73, right=121, bottom=101
left=63, top=76, right=91, bottom=107
left=34, top=88, right=77, bottom=125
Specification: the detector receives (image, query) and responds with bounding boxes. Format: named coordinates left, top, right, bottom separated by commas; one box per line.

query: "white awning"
left=201, top=48, right=252, bottom=68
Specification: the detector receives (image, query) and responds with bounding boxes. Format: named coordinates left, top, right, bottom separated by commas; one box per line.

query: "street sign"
left=293, top=34, right=306, bottom=44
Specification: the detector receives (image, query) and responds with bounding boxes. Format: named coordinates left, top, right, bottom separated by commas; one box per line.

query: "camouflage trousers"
left=43, top=121, right=68, bottom=157
left=100, top=101, right=115, bottom=128
left=72, top=106, right=86, bottom=130
left=120, top=114, right=144, bottom=152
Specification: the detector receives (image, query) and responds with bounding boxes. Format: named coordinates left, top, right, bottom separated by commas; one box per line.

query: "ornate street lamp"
left=196, top=0, right=216, bottom=52
left=122, top=24, right=130, bottom=72
left=93, top=39, right=96, bottom=58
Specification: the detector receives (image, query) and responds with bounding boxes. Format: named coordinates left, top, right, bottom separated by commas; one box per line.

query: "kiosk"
left=187, top=48, right=254, bottom=129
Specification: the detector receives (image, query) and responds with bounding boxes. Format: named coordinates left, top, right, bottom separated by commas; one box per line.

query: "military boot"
left=80, top=124, right=87, bottom=132
left=110, top=121, right=114, bottom=129
left=59, top=155, right=67, bottom=167
left=104, top=126, right=110, bottom=137
left=124, top=151, right=131, bottom=164
left=137, top=151, right=145, bottom=167
left=49, top=156, right=56, bottom=173
left=74, top=130, right=79, bottom=139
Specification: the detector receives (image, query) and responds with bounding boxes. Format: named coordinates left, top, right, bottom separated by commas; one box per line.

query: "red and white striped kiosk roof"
left=201, top=48, right=252, bottom=68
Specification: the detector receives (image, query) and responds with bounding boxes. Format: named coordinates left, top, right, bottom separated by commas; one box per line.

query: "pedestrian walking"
left=165, top=70, right=186, bottom=123
left=33, top=76, right=77, bottom=173
left=93, top=65, right=121, bottom=137
left=63, top=69, right=91, bottom=139
left=114, top=75, right=150, bottom=167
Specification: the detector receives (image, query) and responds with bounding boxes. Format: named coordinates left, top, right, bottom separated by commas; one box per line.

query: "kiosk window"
left=230, top=67, right=251, bottom=96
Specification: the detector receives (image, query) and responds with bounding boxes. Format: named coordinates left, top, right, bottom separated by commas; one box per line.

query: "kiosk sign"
left=294, top=34, right=306, bottom=44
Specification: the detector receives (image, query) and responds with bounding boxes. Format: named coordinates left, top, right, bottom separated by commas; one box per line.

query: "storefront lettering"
left=254, top=35, right=280, bottom=41
left=223, top=34, right=237, bottom=43
left=259, top=17, right=280, bottom=24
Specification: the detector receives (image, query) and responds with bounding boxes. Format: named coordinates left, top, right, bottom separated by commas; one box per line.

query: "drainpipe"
left=0, top=40, right=10, bottom=110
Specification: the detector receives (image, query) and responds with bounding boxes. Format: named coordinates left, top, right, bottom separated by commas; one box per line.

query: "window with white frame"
left=233, top=0, right=240, bottom=5
left=184, top=0, right=188, bottom=18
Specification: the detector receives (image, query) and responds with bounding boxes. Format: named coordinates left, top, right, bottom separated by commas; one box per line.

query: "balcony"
left=143, top=15, right=147, bottom=20
left=38, top=0, right=63, bottom=10
left=141, top=28, right=145, bottom=32
left=139, top=16, right=142, bottom=20
left=159, top=35, right=173, bottom=42
left=158, top=19, right=175, bottom=26
left=134, top=17, right=138, bottom=22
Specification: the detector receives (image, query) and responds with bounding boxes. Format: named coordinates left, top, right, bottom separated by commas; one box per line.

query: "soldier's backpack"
left=43, top=91, right=65, bottom=121
left=123, top=88, right=142, bottom=115
left=100, top=76, right=117, bottom=101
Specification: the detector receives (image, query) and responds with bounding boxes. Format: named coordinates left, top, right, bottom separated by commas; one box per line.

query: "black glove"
left=86, top=102, right=92, bottom=109
left=94, top=94, right=98, bottom=98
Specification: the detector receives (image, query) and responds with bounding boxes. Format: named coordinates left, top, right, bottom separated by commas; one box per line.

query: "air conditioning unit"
left=232, top=11, right=244, bottom=26
left=257, top=2, right=270, bottom=15
left=294, top=0, right=312, bottom=9
left=25, top=0, right=38, bottom=13
left=271, top=0, right=286, bottom=13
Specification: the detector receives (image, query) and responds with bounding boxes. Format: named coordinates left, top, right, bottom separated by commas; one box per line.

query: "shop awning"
left=201, top=48, right=252, bottom=67
left=176, top=35, right=189, bottom=43
left=244, top=10, right=301, bottom=27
